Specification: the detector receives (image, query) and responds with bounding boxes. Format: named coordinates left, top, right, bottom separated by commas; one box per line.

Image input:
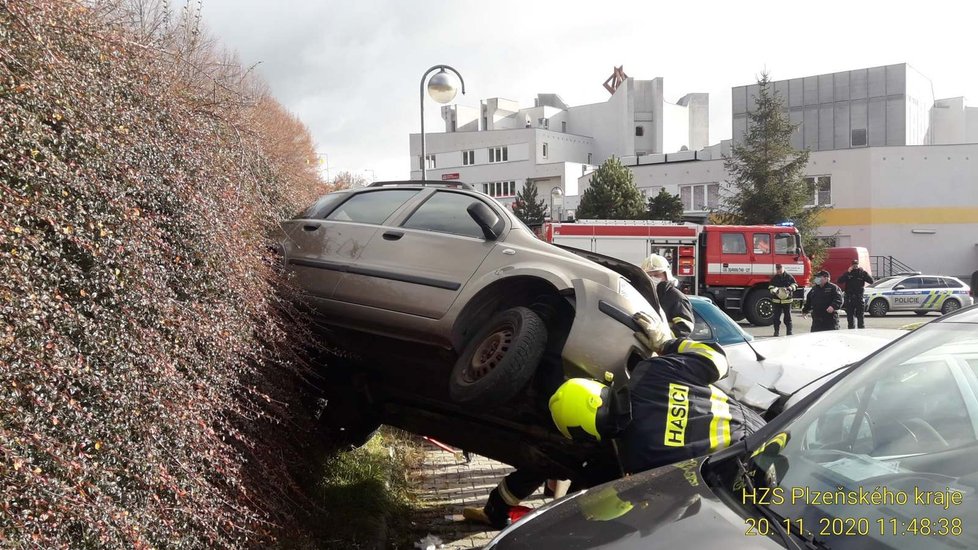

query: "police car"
left=864, top=274, right=973, bottom=317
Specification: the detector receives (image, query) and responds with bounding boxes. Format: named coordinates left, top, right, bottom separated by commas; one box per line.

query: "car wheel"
left=941, top=299, right=961, bottom=315
left=914, top=310, right=928, bottom=317
left=744, top=290, right=775, bottom=326
left=449, top=307, right=547, bottom=408
left=869, top=298, right=889, bottom=318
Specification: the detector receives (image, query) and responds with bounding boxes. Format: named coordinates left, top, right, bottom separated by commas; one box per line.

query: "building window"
left=542, top=143, right=549, bottom=159
left=489, top=146, right=508, bottom=163
left=635, top=126, right=644, bottom=136
left=562, top=121, right=567, bottom=133
left=483, top=181, right=516, bottom=198
left=851, top=128, right=867, bottom=147
left=424, top=154, right=436, bottom=169
left=804, top=176, right=832, bottom=207
left=680, top=183, right=720, bottom=211
left=462, top=150, right=475, bottom=166
left=587, top=153, right=592, bottom=164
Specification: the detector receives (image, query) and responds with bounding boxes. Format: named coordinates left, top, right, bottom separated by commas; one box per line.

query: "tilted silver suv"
left=280, top=181, right=661, bottom=476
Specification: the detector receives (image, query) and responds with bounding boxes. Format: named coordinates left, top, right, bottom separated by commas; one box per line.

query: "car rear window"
left=921, top=277, right=942, bottom=288
left=325, top=190, right=419, bottom=225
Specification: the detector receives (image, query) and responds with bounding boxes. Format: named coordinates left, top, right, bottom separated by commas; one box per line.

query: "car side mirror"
left=894, top=285, right=905, bottom=290
left=467, top=201, right=504, bottom=241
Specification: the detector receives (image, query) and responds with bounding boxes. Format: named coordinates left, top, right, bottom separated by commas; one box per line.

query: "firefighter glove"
left=632, top=311, right=671, bottom=353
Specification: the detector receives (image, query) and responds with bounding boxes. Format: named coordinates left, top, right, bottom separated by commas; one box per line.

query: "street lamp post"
left=420, top=65, right=465, bottom=180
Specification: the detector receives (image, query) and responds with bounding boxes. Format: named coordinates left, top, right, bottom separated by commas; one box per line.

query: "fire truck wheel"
left=744, top=290, right=776, bottom=326
left=449, top=307, right=547, bottom=408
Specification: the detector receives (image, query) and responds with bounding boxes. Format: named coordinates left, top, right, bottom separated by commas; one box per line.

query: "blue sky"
left=196, top=0, right=978, bottom=182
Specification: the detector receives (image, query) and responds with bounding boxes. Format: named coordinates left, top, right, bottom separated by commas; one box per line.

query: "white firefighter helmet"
left=641, top=254, right=671, bottom=274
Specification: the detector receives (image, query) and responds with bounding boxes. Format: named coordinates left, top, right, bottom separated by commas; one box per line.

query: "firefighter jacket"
left=767, top=272, right=798, bottom=305
left=837, top=267, right=874, bottom=295
left=606, top=339, right=764, bottom=475
left=656, top=280, right=695, bottom=339
left=802, top=282, right=844, bottom=320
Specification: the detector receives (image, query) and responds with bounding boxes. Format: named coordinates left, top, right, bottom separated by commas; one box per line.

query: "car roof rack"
left=367, top=180, right=475, bottom=190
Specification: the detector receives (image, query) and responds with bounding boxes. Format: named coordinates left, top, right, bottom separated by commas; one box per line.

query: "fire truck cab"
left=542, top=220, right=811, bottom=326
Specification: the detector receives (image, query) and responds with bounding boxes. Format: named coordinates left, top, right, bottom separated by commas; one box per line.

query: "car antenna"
left=742, top=334, right=766, bottom=362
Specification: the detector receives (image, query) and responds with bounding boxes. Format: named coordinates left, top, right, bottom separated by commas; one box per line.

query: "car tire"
left=744, top=290, right=775, bottom=327
left=941, top=299, right=961, bottom=315
left=869, top=298, right=889, bottom=318
left=914, top=310, right=928, bottom=317
left=449, top=306, right=547, bottom=408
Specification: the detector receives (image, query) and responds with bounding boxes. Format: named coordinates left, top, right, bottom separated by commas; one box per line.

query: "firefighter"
left=837, top=259, right=874, bottom=329
left=641, top=253, right=694, bottom=338
left=462, top=311, right=764, bottom=529
left=768, top=264, right=797, bottom=337
left=802, top=269, right=844, bottom=332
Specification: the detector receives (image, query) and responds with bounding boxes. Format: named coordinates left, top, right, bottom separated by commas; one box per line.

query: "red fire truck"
left=542, top=220, right=812, bottom=326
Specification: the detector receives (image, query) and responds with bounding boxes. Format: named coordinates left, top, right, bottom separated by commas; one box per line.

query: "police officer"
left=641, top=253, right=694, bottom=338
left=837, top=259, right=874, bottom=329
left=463, top=311, right=764, bottom=529
left=768, top=264, right=798, bottom=337
left=802, top=270, right=844, bottom=332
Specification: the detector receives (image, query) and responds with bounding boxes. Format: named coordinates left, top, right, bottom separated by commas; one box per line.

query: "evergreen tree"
left=646, top=188, right=685, bottom=222
left=576, top=157, right=646, bottom=220
left=511, top=180, right=548, bottom=225
left=723, top=71, right=827, bottom=262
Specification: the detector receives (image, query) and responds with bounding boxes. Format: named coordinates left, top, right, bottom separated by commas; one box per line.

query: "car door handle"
left=382, top=231, right=404, bottom=241
left=302, top=224, right=320, bottom=232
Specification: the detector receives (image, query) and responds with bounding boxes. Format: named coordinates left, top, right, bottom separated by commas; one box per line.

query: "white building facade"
left=579, top=143, right=978, bottom=278
left=409, top=76, right=708, bottom=213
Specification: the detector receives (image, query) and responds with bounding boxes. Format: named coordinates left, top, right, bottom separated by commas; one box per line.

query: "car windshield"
left=868, top=277, right=900, bottom=289
left=735, top=321, right=978, bottom=549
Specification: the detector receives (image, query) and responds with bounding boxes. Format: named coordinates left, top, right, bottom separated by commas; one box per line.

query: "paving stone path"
left=406, top=445, right=548, bottom=550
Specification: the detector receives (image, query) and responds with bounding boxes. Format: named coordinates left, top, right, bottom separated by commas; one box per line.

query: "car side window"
left=774, top=233, right=794, bottom=254
left=297, top=192, right=349, bottom=219
left=402, top=191, right=489, bottom=239
left=721, top=233, right=747, bottom=254
left=899, top=277, right=922, bottom=289
left=324, top=190, right=419, bottom=224
left=753, top=234, right=771, bottom=254
left=921, top=277, right=942, bottom=288
left=943, top=278, right=964, bottom=289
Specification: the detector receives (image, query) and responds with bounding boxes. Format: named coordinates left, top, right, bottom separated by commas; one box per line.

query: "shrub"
left=1, top=0, right=333, bottom=546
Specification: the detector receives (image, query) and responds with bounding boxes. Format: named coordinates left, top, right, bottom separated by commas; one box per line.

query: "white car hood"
left=714, top=329, right=905, bottom=412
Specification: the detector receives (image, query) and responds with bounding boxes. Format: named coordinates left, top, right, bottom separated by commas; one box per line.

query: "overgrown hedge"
left=1, top=0, right=332, bottom=546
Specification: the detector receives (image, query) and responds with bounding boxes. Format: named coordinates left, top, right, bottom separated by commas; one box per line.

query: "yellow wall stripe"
left=819, top=208, right=978, bottom=227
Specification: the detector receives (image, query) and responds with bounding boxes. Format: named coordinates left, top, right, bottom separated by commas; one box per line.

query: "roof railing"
left=367, top=180, right=475, bottom=190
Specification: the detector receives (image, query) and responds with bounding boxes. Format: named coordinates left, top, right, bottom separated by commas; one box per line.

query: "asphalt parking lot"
left=741, top=309, right=935, bottom=338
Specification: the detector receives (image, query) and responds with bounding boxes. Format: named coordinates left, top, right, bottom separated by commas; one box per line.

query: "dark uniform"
left=478, top=338, right=764, bottom=528
left=837, top=265, right=874, bottom=329
left=656, top=279, right=694, bottom=338
left=768, top=271, right=798, bottom=336
left=802, top=276, right=844, bottom=332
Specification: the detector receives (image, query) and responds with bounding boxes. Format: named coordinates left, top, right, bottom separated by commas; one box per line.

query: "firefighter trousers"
left=773, top=303, right=792, bottom=334
left=484, top=469, right=547, bottom=527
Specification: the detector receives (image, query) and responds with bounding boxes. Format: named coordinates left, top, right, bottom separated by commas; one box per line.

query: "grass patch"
left=308, top=428, right=425, bottom=549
